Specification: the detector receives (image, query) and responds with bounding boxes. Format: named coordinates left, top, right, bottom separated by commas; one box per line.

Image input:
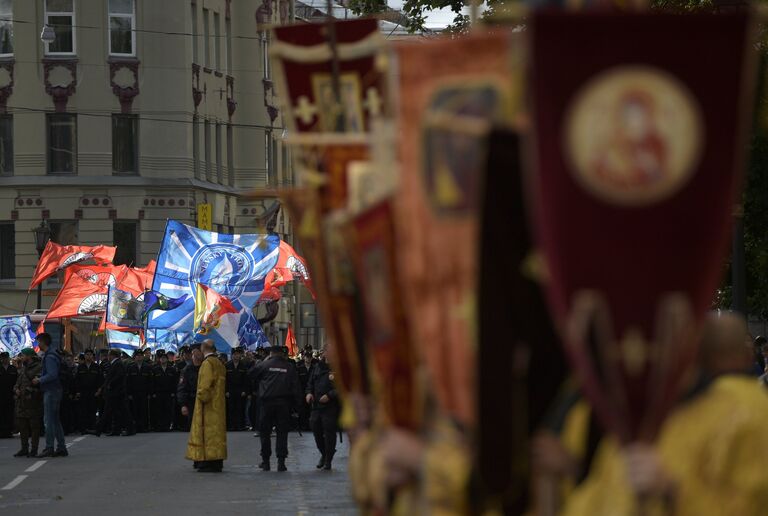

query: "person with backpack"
left=32, top=333, right=68, bottom=458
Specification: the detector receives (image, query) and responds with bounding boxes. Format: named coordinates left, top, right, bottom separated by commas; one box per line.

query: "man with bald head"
left=563, top=312, right=768, bottom=516
left=185, top=340, right=227, bottom=472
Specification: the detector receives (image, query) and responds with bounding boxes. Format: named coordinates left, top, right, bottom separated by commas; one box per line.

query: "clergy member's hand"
left=624, top=443, right=677, bottom=498
left=306, top=394, right=314, bottom=404
left=32, top=378, right=39, bottom=385
left=319, top=394, right=330, bottom=404
left=531, top=431, right=579, bottom=477
left=181, top=406, right=189, bottom=416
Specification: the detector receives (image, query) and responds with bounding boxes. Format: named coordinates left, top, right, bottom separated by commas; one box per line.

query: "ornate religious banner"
left=529, top=11, right=756, bottom=441
left=349, top=200, right=421, bottom=430
left=393, top=30, right=517, bottom=429
left=271, top=18, right=385, bottom=136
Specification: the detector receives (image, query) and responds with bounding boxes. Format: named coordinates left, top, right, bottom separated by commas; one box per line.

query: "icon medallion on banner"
left=564, top=66, right=703, bottom=206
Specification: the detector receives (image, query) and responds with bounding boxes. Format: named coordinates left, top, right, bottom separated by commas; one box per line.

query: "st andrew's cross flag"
left=30, top=242, right=116, bottom=290
left=0, top=316, right=36, bottom=356
left=145, top=329, right=190, bottom=353
left=106, top=329, right=141, bottom=352
left=148, top=220, right=280, bottom=351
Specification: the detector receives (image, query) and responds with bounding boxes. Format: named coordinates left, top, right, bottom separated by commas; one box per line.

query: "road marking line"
left=73, top=436, right=86, bottom=443
left=24, top=461, right=47, bottom=473
left=1, top=475, right=28, bottom=491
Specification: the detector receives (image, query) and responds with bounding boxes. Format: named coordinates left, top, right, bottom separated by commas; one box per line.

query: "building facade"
left=0, top=0, right=308, bottom=342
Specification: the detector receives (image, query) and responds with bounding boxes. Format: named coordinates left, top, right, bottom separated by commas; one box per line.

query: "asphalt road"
left=0, top=431, right=356, bottom=516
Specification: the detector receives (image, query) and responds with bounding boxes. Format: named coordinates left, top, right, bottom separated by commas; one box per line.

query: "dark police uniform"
left=306, top=361, right=340, bottom=469
left=152, top=361, right=178, bottom=432
left=249, top=353, right=302, bottom=468
left=59, top=360, right=77, bottom=435
left=95, top=357, right=132, bottom=435
left=127, top=360, right=154, bottom=432
left=75, top=362, right=103, bottom=432
left=296, top=359, right=316, bottom=431
left=176, top=362, right=200, bottom=429
left=225, top=357, right=249, bottom=431
left=0, top=357, right=18, bottom=437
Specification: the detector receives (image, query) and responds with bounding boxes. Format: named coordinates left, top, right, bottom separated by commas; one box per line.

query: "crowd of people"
left=0, top=336, right=339, bottom=472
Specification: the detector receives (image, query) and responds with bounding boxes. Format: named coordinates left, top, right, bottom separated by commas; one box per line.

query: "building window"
left=191, top=2, right=198, bottom=63
left=108, top=0, right=135, bottom=56
left=213, top=12, right=221, bottom=71
left=45, top=0, right=75, bottom=55
left=49, top=221, right=78, bottom=245
left=0, top=0, right=13, bottom=56
left=113, top=221, right=137, bottom=266
left=261, top=35, right=270, bottom=79
left=0, top=222, right=14, bottom=280
left=0, top=114, right=12, bottom=176
left=225, top=18, right=232, bottom=75
left=227, top=124, right=234, bottom=186
left=202, top=8, right=210, bottom=68
left=204, top=119, right=211, bottom=181
left=216, top=123, right=222, bottom=183
left=112, top=114, right=138, bottom=175
left=47, top=113, right=77, bottom=175
left=193, top=115, right=200, bottom=179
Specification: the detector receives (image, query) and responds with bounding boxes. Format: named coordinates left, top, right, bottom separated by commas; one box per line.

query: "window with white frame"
left=0, top=0, right=13, bottom=56
left=44, top=0, right=75, bottom=55
left=108, top=0, right=135, bottom=56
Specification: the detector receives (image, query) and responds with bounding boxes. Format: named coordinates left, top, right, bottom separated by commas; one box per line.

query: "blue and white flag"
left=106, top=329, right=141, bottom=352
left=239, top=312, right=270, bottom=351
left=145, top=329, right=190, bottom=353
left=0, top=316, right=36, bottom=356
left=148, top=220, right=280, bottom=352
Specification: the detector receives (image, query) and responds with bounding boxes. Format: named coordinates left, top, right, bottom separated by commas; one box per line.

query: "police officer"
left=59, top=352, right=77, bottom=435
left=296, top=347, right=316, bottom=431
left=88, top=348, right=133, bottom=436
left=152, top=350, right=178, bottom=432
left=225, top=347, right=249, bottom=431
left=75, top=349, right=102, bottom=433
left=0, top=351, right=18, bottom=438
left=177, top=347, right=203, bottom=429
left=173, top=345, right=191, bottom=431
left=249, top=345, right=302, bottom=472
left=306, top=350, right=340, bottom=470
left=127, top=350, right=153, bottom=432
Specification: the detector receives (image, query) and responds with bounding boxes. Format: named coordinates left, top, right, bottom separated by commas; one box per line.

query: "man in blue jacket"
left=32, top=333, right=68, bottom=457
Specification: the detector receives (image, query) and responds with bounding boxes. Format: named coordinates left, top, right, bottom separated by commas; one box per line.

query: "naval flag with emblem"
left=106, top=329, right=142, bottom=352
left=106, top=286, right=145, bottom=330
left=47, top=272, right=109, bottom=319
left=30, top=242, right=117, bottom=290
left=193, top=283, right=238, bottom=334
left=148, top=220, right=280, bottom=351
left=0, top=316, right=36, bottom=356
left=146, top=329, right=190, bottom=353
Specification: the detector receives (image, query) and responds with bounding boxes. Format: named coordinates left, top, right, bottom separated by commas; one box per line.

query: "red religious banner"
left=393, top=31, right=516, bottom=429
left=281, top=189, right=370, bottom=399
left=271, top=18, right=385, bottom=136
left=349, top=200, right=421, bottom=430
left=30, top=242, right=116, bottom=290
left=529, top=12, right=756, bottom=442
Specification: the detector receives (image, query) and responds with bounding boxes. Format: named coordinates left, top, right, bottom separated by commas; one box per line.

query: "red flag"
left=36, top=321, right=45, bottom=335
left=285, top=323, right=298, bottom=357
left=47, top=273, right=108, bottom=319
left=258, top=286, right=282, bottom=304
left=30, top=241, right=116, bottom=290
left=265, top=241, right=315, bottom=298
left=118, top=267, right=154, bottom=297
left=65, top=263, right=126, bottom=289
left=135, top=260, right=156, bottom=274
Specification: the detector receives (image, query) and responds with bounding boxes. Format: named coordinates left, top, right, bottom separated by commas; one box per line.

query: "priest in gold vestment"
left=185, top=339, right=227, bottom=472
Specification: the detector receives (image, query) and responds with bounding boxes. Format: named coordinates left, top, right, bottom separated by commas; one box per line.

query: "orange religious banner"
left=393, top=31, right=516, bottom=429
